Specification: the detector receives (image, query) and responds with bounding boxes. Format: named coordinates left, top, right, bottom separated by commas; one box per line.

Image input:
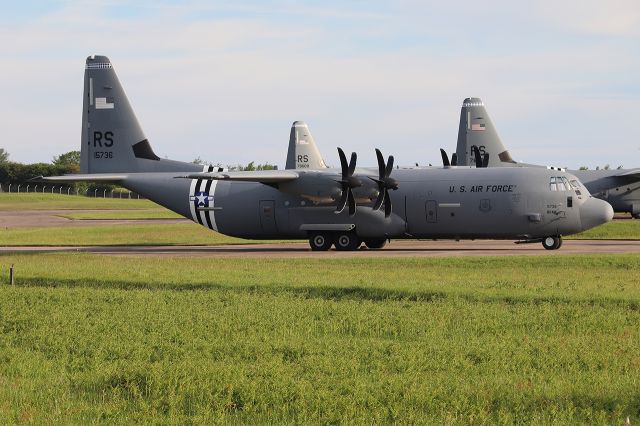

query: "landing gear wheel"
left=334, top=232, right=361, bottom=251
left=364, top=239, right=387, bottom=249
left=309, top=233, right=333, bottom=251
left=542, top=236, right=562, bottom=250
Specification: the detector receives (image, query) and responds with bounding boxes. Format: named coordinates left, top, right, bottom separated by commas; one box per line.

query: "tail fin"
left=81, top=55, right=199, bottom=174
left=455, top=97, right=516, bottom=167
left=285, top=121, right=328, bottom=170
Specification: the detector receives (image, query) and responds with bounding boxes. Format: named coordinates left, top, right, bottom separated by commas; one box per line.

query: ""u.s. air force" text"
left=449, top=184, right=517, bottom=193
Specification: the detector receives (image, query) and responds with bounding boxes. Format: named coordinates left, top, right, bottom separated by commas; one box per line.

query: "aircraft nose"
left=580, top=197, right=614, bottom=231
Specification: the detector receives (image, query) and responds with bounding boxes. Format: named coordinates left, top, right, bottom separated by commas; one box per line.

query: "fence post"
left=17, top=184, right=21, bottom=193
left=8, top=184, right=11, bottom=192
left=68, top=187, right=71, bottom=195
left=42, top=186, right=45, bottom=193
left=51, top=186, right=54, bottom=194
left=103, top=189, right=107, bottom=198
left=9, top=264, right=14, bottom=285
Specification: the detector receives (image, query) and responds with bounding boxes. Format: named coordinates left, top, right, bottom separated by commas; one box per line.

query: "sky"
left=1, top=0, right=639, bottom=169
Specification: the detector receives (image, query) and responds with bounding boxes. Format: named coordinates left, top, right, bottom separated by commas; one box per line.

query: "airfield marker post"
left=9, top=265, right=14, bottom=285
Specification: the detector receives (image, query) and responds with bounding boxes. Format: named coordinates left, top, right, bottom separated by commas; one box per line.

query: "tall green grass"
left=0, top=254, right=639, bottom=423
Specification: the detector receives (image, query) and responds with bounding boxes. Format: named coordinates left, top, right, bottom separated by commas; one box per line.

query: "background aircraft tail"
left=81, top=55, right=200, bottom=174
left=455, top=97, right=516, bottom=167
left=285, top=121, right=328, bottom=170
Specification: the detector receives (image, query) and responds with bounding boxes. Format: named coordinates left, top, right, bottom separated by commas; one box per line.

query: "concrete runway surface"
left=2, top=239, right=639, bottom=258
left=1, top=209, right=638, bottom=258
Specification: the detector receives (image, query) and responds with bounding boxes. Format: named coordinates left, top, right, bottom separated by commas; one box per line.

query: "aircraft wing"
left=177, top=170, right=299, bottom=183
left=615, top=168, right=640, bottom=181
left=31, top=174, right=128, bottom=182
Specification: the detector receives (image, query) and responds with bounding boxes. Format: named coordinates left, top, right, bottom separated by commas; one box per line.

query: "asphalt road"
left=2, top=208, right=638, bottom=257
left=2, top=239, right=639, bottom=258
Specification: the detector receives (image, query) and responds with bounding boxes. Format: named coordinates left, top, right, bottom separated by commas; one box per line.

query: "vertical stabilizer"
left=285, top=121, right=328, bottom=170
left=81, top=55, right=200, bottom=174
left=455, top=98, right=515, bottom=167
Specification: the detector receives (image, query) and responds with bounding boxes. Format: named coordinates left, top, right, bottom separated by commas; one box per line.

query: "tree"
left=578, top=166, right=588, bottom=170
left=51, top=151, right=80, bottom=170
left=0, top=148, right=8, bottom=164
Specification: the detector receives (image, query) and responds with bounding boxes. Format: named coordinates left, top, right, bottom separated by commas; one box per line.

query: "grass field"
left=0, top=253, right=639, bottom=424
left=0, top=223, right=282, bottom=246
left=0, top=193, right=158, bottom=210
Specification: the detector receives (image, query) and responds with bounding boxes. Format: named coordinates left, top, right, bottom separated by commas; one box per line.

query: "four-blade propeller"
left=370, top=149, right=399, bottom=218
left=472, top=146, right=490, bottom=168
left=440, top=149, right=458, bottom=167
left=335, top=147, right=362, bottom=216
left=334, top=147, right=399, bottom=217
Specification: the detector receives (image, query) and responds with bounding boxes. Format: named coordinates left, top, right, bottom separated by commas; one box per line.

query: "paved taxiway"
left=2, top=239, right=639, bottom=258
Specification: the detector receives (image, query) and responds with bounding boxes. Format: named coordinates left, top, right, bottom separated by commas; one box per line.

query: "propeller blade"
left=440, top=148, right=450, bottom=167
left=348, top=152, right=357, bottom=176
left=347, top=189, right=356, bottom=216
left=373, top=188, right=385, bottom=210
left=337, top=147, right=348, bottom=177
left=451, top=153, right=458, bottom=166
left=385, top=155, right=394, bottom=177
left=482, top=153, right=490, bottom=168
left=472, top=146, right=482, bottom=168
left=335, top=188, right=348, bottom=214
left=384, top=190, right=392, bottom=218
left=375, top=148, right=385, bottom=178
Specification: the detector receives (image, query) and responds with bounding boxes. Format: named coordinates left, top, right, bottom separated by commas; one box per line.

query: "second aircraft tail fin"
left=455, top=97, right=516, bottom=167
left=285, top=121, right=328, bottom=170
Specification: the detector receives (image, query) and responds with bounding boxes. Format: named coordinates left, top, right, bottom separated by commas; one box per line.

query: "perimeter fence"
left=0, top=183, right=144, bottom=199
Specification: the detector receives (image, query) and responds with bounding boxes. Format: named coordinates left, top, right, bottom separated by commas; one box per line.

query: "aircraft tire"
left=309, top=232, right=333, bottom=251
left=542, top=236, right=562, bottom=250
left=334, top=232, right=361, bottom=251
left=364, top=239, right=387, bottom=249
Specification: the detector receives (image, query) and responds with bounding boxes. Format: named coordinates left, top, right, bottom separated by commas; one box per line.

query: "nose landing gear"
left=542, top=235, right=563, bottom=250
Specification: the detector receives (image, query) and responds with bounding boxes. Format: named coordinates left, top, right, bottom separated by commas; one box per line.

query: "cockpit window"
left=550, top=176, right=572, bottom=191
left=569, top=179, right=580, bottom=189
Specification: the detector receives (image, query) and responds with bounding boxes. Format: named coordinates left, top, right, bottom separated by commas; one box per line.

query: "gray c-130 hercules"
left=447, top=97, right=640, bottom=218
left=40, top=55, right=614, bottom=250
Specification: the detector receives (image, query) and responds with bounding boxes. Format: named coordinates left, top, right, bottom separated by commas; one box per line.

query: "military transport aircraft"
left=445, top=98, right=640, bottom=218
left=39, top=56, right=613, bottom=251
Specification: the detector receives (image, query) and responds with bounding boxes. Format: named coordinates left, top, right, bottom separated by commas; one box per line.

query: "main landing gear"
left=542, top=235, right=563, bottom=250
left=309, top=232, right=386, bottom=251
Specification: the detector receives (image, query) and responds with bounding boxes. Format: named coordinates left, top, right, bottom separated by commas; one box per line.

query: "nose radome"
left=580, top=197, right=614, bottom=231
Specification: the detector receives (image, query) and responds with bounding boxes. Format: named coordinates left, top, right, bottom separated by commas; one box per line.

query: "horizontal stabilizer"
left=31, top=174, right=128, bottom=183
left=176, top=170, right=299, bottom=183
